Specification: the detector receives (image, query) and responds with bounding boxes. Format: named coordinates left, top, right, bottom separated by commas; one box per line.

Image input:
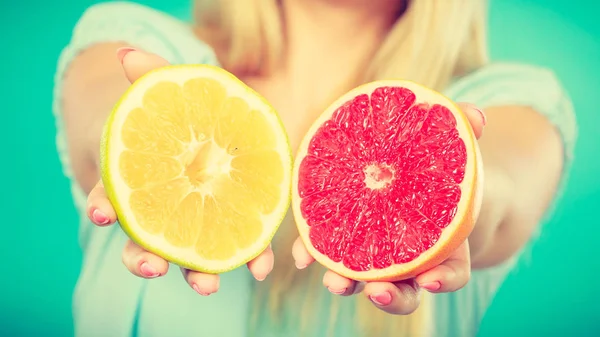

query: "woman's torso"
left=54, top=3, right=577, bottom=337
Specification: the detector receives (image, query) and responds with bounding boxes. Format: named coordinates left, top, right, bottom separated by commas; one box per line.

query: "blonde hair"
left=194, top=1, right=489, bottom=336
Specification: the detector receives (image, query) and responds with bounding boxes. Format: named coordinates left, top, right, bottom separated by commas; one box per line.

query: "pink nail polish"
left=140, top=262, right=160, bottom=278
left=328, top=287, right=346, bottom=295
left=91, top=209, right=110, bottom=225
left=192, top=284, right=210, bottom=296
left=116, top=47, right=136, bottom=64
left=420, top=281, right=442, bottom=292
left=369, top=292, right=392, bottom=306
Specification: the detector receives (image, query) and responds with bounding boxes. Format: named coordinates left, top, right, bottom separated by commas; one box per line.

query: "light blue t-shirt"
left=53, top=2, right=577, bottom=337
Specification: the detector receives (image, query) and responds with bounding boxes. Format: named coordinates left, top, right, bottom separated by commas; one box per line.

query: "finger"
left=116, top=47, right=170, bottom=84
left=86, top=180, right=117, bottom=226
left=457, top=102, right=486, bottom=139
left=364, top=279, right=421, bottom=315
left=416, top=241, right=471, bottom=293
left=247, top=245, right=274, bottom=281
left=181, top=268, right=220, bottom=296
left=122, top=239, right=169, bottom=279
left=292, top=237, right=315, bottom=269
left=322, top=270, right=363, bottom=296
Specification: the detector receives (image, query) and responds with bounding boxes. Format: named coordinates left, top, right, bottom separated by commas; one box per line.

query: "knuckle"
left=184, top=273, right=195, bottom=285
left=85, top=195, right=97, bottom=210
left=121, top=243, right=139, bottom=269
left=185, top=270, right=199, bottom=283
left=454, top=266, right=471, bottom=290
left=397, top=296, right=419, bottom=315
left=394, top=282, right=420, bottom=315
left=186, top=271, right=209, bottom=285
left=399, top=305, right=418, bottom=315
left=463, top=268, right=472, bottom=285
left=121, top=250, right=130, bottom=268
left=291, top=242, right=302, bottom=257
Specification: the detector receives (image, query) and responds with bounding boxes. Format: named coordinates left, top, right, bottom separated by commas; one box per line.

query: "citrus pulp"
left=293, top=80, right=482, bottom=281
left=101, top=65, right=292, bottom=274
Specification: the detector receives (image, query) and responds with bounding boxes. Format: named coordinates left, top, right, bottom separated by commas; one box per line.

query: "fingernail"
left=255, top=275, right=266, bottom=282
left=295, top=261, right=307, bottom=270
left=140, top=262, right=160, bottom=278
left=328, top=287, right=346, bottom=295
left=369, top=292, right=392, bottom=306
left=116, top=47, right=136, bottom=64
left=91, top=209, right=110, bottom=225
left=192, top=284, right=210, bottom=296
left=476, top=107, right=487, bottom=126
left=420, top=281, right=442, bottom=292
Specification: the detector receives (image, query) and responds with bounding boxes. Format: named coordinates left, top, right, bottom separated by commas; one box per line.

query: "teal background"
left=1, top=0, right=598, bottom=336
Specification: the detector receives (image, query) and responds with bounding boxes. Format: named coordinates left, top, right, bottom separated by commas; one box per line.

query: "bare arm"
left=61, top=42, right=130, bottom=194
left=470, top=105, right=564, bottom=268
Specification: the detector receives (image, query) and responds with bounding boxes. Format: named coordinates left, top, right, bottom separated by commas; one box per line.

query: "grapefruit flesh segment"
left=101, top=65, right=292, bottom=274
left=293, top=82, right=480, bottom=281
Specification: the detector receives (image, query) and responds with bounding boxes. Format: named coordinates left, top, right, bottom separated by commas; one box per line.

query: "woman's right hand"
left=85, top=48, right=275, bottom=296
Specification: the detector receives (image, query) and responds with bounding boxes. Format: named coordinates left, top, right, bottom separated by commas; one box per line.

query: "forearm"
left=61, top=42, right=130, bottom=193
left=466, top=105, right=564, bottom=269
left=468, top=162, right=514, bottom=267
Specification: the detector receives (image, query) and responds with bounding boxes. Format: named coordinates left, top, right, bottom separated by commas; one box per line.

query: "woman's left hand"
left=291, top=102, right=487, bottom=315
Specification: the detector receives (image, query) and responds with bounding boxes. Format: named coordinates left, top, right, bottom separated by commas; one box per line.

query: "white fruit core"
left=363, top=164, right=395, bottom=190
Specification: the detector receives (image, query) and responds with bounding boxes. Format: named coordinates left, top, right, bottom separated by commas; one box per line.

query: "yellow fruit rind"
left=100, top=64, right=293, bottom=274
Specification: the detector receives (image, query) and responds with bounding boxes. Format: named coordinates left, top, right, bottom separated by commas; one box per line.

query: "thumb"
left=116, top=47, right=170, bottom=83
left=456, top=102, right=486, bottom=139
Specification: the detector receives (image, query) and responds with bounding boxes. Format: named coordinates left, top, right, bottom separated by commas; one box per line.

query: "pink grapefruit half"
left=292, top=80, right=483, bottom=282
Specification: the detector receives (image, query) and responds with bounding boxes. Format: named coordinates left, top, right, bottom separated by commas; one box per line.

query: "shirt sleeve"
left=445, top=62, right=578, bottom=221
left=52, top=2, right=219, bottom=247
left=57, top=1, right=218, bottom=66
left=445, top=62, right=577, bottom=162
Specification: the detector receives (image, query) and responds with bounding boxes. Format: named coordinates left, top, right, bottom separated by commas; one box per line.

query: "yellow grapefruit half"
left=292, top=80, right=483, bottom=282
left=101, top=65, right=292, bottom=274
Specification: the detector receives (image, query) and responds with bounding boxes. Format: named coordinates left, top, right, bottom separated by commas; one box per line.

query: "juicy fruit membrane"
left=101, top=65, right=292, bottom=273
left=292, top=80, right=482, bottom=282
